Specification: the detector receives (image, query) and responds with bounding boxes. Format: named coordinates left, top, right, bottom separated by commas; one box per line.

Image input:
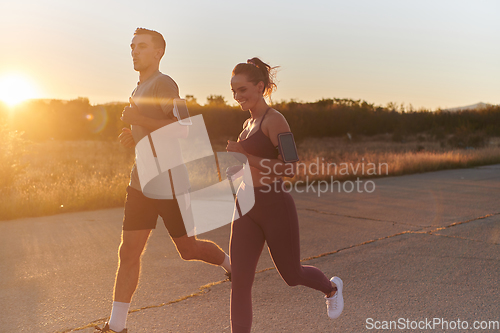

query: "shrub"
left=0, top=124, right=29, bottom=189
left=448, top=128, right=488, bottom=149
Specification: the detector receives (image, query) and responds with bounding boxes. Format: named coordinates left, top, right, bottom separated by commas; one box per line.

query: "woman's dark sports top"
left=239, top=108, right=279, bottom=159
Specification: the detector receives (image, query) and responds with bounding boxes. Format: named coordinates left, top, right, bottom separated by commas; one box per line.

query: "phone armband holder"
left=173, top=99, right=193, bottom=126
left=277, top=132, right=299, bottom=163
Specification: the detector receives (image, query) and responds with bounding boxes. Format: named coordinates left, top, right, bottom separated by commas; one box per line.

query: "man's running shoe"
left=94, top=322, right=128, bottom=333
left=325, top=276, right=344, bottom=319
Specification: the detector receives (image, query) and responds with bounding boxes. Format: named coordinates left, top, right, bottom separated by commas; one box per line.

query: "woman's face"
left=230, top=74, right=264, bottom=111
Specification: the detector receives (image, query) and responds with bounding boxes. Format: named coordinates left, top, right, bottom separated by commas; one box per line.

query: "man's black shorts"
left=123, top=186, right=187, bottom=238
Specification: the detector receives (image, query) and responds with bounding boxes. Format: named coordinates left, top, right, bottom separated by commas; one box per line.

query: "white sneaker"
left=325, top=276, right=344, bottom=319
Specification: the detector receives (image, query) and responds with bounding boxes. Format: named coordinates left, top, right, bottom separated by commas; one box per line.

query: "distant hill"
left=443, top=102, right=492, bottom=112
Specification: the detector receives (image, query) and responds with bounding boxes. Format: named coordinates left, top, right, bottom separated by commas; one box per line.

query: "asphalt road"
left=1, top=165, right=499, bottom=332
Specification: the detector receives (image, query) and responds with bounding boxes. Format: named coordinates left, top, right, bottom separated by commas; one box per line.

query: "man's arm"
left=121, top=98, right=188, bottom=137
left=125, top=109, right=177, bottom=131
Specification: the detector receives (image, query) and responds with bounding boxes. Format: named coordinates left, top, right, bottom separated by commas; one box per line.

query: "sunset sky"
left=1, top=0, right=499, bottom=110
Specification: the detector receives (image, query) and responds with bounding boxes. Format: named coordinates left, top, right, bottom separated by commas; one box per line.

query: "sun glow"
left=0, top=74, right=40, bottom=107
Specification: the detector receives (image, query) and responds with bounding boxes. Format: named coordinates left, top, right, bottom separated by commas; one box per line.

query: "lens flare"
left=86, top=106, right=108, bottom=133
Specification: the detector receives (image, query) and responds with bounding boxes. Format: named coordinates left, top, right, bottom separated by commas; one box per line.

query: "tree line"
left=1, top=97, right=499, bottom=146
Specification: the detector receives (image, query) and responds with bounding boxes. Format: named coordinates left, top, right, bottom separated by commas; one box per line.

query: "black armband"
left=277, top=132, right=299, bottom=163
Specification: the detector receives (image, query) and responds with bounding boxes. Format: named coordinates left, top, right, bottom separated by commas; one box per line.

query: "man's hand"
left=119, top=128, right=135, bottom=148
left=121, top=97, right=143, bottom=125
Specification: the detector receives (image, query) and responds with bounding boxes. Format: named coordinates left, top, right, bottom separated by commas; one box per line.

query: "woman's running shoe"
left=325, top=276, right=344, bottom=319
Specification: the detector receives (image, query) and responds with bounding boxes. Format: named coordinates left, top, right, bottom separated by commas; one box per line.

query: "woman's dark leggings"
left=230, top=180, right=335, bottom=333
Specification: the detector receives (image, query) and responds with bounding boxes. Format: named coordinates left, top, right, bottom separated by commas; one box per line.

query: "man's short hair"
left=134, top=28, right=166, bottom=57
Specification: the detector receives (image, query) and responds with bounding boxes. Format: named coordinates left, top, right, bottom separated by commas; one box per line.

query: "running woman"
left=226, top=58, right=344, bottom=332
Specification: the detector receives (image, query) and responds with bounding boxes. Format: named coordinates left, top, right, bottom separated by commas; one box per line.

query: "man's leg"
left=158, top=196, right=231, bottom=274
left=172, top=234, right=231, bottom=273
left=108, top=229, right=151, bottom=331
left=114, top=229, right=151, bottom=301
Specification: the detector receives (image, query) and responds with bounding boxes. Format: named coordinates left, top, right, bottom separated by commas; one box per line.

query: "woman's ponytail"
left=233, top=57, right=278, bottom=98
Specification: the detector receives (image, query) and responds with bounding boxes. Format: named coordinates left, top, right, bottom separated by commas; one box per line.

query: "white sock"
left=109, top=301, right=130, bottom=332
left=220, top=253, right=231, bottom=273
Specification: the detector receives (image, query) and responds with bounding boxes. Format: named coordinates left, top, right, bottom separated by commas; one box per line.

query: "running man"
left=94, top=28, right=231, bottom=333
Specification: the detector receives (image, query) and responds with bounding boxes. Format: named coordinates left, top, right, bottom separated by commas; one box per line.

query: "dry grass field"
left=1, top=136, right=500, bottom=221
left=0, top=141, right=134, bottom=220
left=295, top=135, right=500, bottom=182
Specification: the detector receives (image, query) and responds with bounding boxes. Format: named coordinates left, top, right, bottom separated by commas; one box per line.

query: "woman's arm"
left=226, top=110, right=297, bottom=178
left=246, top=153, right=296, bottom=178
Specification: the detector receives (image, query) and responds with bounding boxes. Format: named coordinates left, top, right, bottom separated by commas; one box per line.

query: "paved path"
left=1, top=165, right=499, bottom=332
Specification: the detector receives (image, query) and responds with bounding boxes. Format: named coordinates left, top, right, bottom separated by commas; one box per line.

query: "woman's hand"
left=226, top=140, right=248, bottom=155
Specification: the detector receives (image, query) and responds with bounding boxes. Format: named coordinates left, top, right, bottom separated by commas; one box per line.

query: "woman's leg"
left=261, top=191, right=334, bottom=295
left=230, top=214, right=265, bottom=333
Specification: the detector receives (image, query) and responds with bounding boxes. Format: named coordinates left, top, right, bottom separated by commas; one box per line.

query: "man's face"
left=130, top=34, right=162, bottom=72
